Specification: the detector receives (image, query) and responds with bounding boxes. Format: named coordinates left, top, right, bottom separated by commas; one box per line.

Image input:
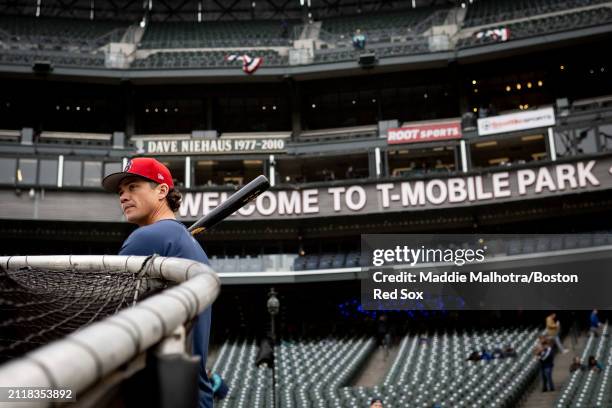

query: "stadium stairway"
left=352, top=344, right=400, bottom=387
left=522, top=333, right=588, bottom=408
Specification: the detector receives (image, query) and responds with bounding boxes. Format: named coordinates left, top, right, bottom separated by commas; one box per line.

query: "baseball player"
left=102, top=157, right=213, bottom=408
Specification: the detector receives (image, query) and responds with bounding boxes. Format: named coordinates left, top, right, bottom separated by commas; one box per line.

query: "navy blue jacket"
left=120, top=219, right=213, bottom=408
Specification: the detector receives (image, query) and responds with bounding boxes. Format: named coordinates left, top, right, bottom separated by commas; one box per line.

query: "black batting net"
left=0, top=260, right=162, bottom=364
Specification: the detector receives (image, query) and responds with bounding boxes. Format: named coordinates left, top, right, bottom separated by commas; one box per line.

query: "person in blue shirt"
left=590, top=309, right=602, bottom=337
left=352, top=28, right=366, bottom=50
left=102, top=157, right=213, bottom=408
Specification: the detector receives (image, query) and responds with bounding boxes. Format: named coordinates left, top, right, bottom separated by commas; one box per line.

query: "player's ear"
left=157, top=183, right=169, bottom=199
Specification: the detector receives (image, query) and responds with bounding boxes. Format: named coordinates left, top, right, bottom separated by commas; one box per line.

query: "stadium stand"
left=0, top=49, right=105, bottom=67
left=369, top=328, right=539, bottom=407
left=462, top=0, right=610, bottom=27
left=289, top=233, right=612, bottom=271
left=313, top=39, right=430, bottom=63
left=275, top=336, right=375, bottom=407
left=132, top=49, right=286, bottom=69
left=555, top=323, right=610, bottom=407
left=211, top=339, right=274, bottom=408
left=319, top=7, right=445, bottom=41
left=0, top=16, right=127, bottom=67
left=269, top=328, right=538, bottom=407
left=139, top=20, right=295, bottom=49
left=458, top=6, right=612, bottom=48
left=0, top=16, right=126, bottom=48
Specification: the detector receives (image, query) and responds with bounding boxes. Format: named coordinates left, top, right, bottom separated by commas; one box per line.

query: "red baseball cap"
left=102, top=157, right=174, bottom=192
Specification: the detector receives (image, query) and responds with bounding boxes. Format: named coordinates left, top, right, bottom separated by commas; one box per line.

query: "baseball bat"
left=188, top=175, right=270, bottom=236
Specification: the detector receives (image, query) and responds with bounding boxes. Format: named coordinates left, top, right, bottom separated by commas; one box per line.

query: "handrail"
left=0, top=255, right=220, bottom=406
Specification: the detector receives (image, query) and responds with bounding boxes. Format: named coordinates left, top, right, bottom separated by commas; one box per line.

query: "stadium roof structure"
left=0, top=0, right=450, bottom=22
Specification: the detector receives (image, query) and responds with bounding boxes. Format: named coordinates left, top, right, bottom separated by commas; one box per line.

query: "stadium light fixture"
left=516, top=83, right=522, bottom=90
left=472, top=80, right=477, bottom=85
left=527, top=82, right=532, bottom=88
left=475, top=141, right=497, bottom=148
left=489, top=157, right=510, bottom=165
left=473, top=89, right=478, bottom=93
left=521, top=135, right=543, bottom=142
left=311, top=103, right=316, bottom=108
left=538, top=80, right=543, bottom=87
left=267, top=288, right=280, bottom=315
left=505, top=86, right=511, bottom=92
left=560, top=65, right=565, bottom=70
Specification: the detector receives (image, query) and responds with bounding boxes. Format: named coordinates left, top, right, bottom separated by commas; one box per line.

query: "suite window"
left=388, top=146, right=457, bottom=177
left=63, top=160, right=83, bottom=187
left=161, top=159, right=185, bottom=188
left=104, top=162, right=122, bottom=178
left=39, top=159, right=58, bottom=186
left=471, top=133, right=547, bottom=168
left=0, top=158, right=16, bottom=184
left=17, top=158, right=37, bottom=185
left=83, top=161, right=102, bottom=187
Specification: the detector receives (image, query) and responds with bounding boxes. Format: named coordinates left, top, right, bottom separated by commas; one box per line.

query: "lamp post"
left=267, top=288, right=280, bottom=408
left=267, top=287, right=280, bottom=343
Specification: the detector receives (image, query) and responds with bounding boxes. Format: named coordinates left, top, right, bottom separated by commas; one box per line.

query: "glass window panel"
left=0, top=158, right=16, bottom=183
left=600, top=124, right=612, bottom=151
left=83, top=161, right=102, bottom=187
left=17, top=158, right=37, bottom=185
left=575, top=128, right=598, bottom=154
left=63, top=160, right=82, bottom=187
left=39, top=159, right=58, bottom=186
left=104, top=162, right=122, bottom=177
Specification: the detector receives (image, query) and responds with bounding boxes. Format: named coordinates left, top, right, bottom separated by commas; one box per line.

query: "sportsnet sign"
left=478, top=107, right=555, bottom=136
left=387, top=121, right=462, bottom=145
